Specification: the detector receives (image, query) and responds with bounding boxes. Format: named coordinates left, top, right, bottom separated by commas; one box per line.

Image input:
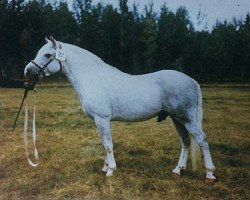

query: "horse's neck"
left=61, top=42, right=124, bottom=81
left=64, top=43, right=103, bottom=70
left=61, top=43, right=110, bottom=96
left=63, top=44, right=96, bottom=75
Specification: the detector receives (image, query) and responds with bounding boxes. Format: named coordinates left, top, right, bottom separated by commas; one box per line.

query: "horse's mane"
left=65, top=43, right=103, bottom=62
left=62, top=42, right=121, bottom=73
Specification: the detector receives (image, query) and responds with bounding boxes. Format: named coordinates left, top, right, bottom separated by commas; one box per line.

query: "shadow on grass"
left=111, top=143, right=196, bottom=180
left=209, top=143, right=250, bottom=168
left=211, top=143, right=249, bottom=155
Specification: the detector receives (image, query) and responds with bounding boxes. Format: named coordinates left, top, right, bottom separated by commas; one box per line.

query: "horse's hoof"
left=205, top=178, right=216, bottom=183
left=172, top=172, right=180, bottom=177
left=106, top=169, right=114, bottom=176
left=205, top=174, right=216, bottom=183
left=102, top=165, right=109, bottom=172
left=206, top=172, right=216, bottom=182
left=172, top=169, right=181, bottom=177
left=172, top=167, right=181, bottom=176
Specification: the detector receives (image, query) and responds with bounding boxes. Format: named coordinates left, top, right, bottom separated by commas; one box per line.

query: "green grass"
left=0, top=84, right=249, bottom=199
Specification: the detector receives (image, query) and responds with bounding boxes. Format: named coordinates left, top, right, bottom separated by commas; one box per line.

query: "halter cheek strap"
left=31, top=60, right=47, bottom=77
left=31, top=55, right=63, bottom=77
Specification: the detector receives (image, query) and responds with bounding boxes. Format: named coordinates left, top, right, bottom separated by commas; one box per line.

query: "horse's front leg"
left=94, top=116, right=116, bottom=176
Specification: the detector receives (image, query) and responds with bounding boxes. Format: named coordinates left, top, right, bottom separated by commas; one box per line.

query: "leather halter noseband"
left=31, top=55, right=63, bottom=77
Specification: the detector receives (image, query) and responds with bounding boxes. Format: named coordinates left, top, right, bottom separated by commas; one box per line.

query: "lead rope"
left=24, top=89, right=39, bottom=167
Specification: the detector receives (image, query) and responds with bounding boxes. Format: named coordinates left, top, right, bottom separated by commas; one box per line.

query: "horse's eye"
left=44, top=53, right=51, bottom=58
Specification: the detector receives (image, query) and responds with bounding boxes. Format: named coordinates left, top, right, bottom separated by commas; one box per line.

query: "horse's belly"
left=112, top=111, right=159, bottom=122
left=111, top=98, right=162, bottom=122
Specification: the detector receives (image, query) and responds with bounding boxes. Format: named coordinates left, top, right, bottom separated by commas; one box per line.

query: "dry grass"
left=0, top=84, right=249, bottom=199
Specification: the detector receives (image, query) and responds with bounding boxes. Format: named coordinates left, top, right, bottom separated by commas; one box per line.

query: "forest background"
left=0, top=0, right=250, bottom=84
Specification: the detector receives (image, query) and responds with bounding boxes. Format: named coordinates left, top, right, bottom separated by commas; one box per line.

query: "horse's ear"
left=45, top=37, right=50, bottom=43
left=49, top=36, right=57, bottom=49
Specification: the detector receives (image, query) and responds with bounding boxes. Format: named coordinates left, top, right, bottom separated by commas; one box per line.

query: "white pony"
left=24, top=37, right=216, bottom=180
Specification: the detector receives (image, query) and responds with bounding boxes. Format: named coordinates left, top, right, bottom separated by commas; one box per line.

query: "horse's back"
left=139, top=70, right=199, bottom=99
left=106, top=69, right=199, bottom=122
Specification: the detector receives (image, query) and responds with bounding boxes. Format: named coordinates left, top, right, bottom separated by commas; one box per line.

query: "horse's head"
left=24, top=36, right=65, bottom=79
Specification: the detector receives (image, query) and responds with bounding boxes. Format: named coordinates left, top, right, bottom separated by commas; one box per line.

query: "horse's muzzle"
left=25, top=68, right=32, bottom=78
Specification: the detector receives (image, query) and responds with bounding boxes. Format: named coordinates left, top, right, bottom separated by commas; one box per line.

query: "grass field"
left=0, top=84, right=249, bottom=199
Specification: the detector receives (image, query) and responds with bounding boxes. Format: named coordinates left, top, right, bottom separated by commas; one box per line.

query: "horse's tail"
left=190, top=82, right=202, bottom=171
left=196, top=82, right=203, bottom=130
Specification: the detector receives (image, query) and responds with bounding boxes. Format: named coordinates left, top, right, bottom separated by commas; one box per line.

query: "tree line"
left=0, top=0, right=249, bottom=85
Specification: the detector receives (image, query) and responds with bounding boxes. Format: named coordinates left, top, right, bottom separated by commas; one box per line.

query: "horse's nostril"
left=25, top=68, right=32, bottom=77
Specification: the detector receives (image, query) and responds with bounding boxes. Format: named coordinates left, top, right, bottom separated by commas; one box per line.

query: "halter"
left=31, top=55, right=63, bottom=77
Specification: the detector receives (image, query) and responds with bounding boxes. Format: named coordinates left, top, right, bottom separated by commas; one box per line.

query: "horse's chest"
left=80, top=92, right=112, bottom=119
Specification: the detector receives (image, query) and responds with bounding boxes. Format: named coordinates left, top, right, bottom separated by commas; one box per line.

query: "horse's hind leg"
left=185, top=122, right=216, bottom=180
left=172, top=119, right=190, bottom=175
left=94, top=116, right=116, bottom=176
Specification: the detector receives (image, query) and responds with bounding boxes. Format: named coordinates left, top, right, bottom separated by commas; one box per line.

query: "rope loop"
left=24, top=89, right=39, bottom=167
